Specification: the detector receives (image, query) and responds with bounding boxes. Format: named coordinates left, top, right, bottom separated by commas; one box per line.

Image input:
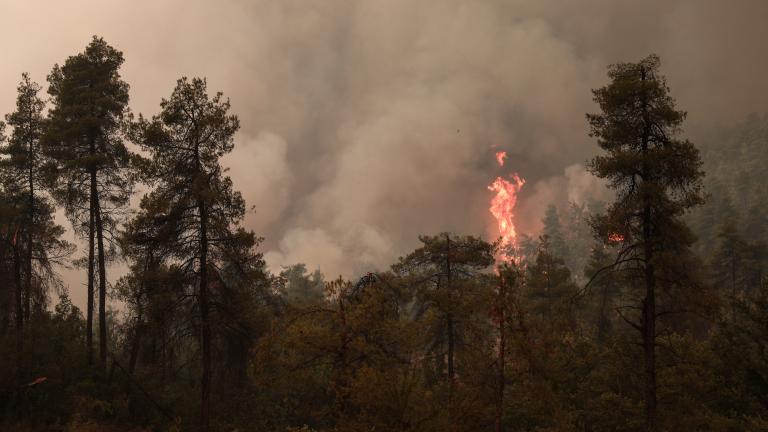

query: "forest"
left=0, top=36, right=766, bottom=432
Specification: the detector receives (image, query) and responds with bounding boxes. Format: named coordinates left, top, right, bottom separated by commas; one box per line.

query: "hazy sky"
left=1, top=0, right=766, bottom=310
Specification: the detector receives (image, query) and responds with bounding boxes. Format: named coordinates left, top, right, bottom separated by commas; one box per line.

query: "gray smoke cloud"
left=0, top=0, right=766, bottom=307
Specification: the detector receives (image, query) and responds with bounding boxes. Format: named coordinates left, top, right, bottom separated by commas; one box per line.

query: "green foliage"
left=279, top=263, right=325, bottom=305
left=44, top=36, right=133, bottom=238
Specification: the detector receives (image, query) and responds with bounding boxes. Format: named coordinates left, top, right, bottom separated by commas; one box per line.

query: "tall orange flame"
left=488, top=173, right=525, bottom=259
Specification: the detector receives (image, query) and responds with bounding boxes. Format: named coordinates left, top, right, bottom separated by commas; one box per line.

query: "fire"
left=488, top=173, right=525, bottom=259
left=495, top=151, right=507, bottom=167
left=608, top=232, right=624, bottom=243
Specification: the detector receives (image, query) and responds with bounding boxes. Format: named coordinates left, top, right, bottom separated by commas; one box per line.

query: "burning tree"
left=488, top=150, right=525, bottom=260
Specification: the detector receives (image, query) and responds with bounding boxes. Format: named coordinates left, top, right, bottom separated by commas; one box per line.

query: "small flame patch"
left=608, top=233, right=624, bottom=243
left=495, top=151, right=507, bottom=167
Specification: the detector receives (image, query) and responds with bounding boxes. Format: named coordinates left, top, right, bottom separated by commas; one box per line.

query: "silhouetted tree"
left=44, top=37, right=133, bottom=368
left=132, top=76, right=247, bottom=430
left=587, top=54, right=705, bottom=432
left=3, top=74, right=46, bottom=322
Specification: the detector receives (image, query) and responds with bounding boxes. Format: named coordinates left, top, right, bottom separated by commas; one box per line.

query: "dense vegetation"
left=0, top=38, right=766, bottom=432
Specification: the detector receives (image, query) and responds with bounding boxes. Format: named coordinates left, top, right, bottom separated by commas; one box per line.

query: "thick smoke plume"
left=0, top=0, right=766, bottom=304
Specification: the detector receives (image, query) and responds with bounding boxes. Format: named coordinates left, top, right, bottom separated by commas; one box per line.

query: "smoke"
left=264, top=224, right=393, bottom=279
left=224, top=131, right=292, bottom=233
left=236, top=1, right=605, bottom=277
left=516, top=164, right=611, bottom=234
left=0, top=0, right=766, bottom=299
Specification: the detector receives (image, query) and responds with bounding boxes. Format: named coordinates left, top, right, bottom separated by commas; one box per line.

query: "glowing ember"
left=608, top=233, right=625, bottom=243
left=495, top=151, right=507, bottom=167
left=488, top=173, right=525, bottom=259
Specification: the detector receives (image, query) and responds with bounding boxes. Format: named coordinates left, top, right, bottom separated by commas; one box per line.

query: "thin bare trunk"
left=199, top=199, right=211, bottom=431
left=445, top=234, right=455, bottom=389
left=128, top=318, right=142, bottom=376
left=731, top=257, right=737, bottom=320
left=128, top=269, right=146, bottom=376
left=87, top=171, right=96, bottom=367
left=23, top=250, right=30, bottom=322
left=94, top=190, right=108, bottom=370
left=12, top=243, right=25, bottom=417
left=642, top=216, right=657, bottom=432
left=25, top=135, right=33, bottom=322
left=14, top=244, right=23, bottom=383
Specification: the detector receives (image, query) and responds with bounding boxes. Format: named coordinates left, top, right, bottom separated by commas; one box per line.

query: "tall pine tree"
left=587, top=54, right=705, bottom=431
left=44, top=37, right=133, bottom=368
left=2, top=73, right=73, bottom=320
left=132, top=76, right=249, bottom=430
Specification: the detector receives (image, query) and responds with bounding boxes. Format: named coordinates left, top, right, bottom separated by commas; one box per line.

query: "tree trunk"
left=447, top=314, right=455, bottom=383
left=198, top=200, right=211, bottom=431
left=642, top=218, right=657, bottom=432
left=87, top=170, right=96, bottom=367
left=333, top=293, right=350, bottom=423
left=128, top=318, right=143, bottom=376
left=640, top=67, right=657, bottom=432
left=597, top=284, right=610, bottom=342
left=25, top=136, right=34, bottom=322
left=12, top=243, right=25, bottom=416
left=94, top=190, right=108, bottom=370
left=128, top=267, right=147, bottom=377
left=23, top=245, right=30, bottom=322
left=161, top=324, right=167, bottom=385
left=14, top=243, right=23, bottom=384
left=495, top=281, right=506, bottom=432
left=445, top=234, right=455, bottom=387
left=731, top=256, right=737, bottom=320
left=1, top=266, right=8, bottom=335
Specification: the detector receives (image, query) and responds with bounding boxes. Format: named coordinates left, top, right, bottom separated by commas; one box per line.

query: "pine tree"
left=2, top=73, right=72, bottom=321
left=743, top=241, right=767, bottom=295
left=710, top=220, right=747, bottom=319
left=562, top=202, right=596, bottom=279
left=542, top=205, right=569, bottom=263
left=586, top=54, right=705, bottom=431
left=280, top=263, right=325, bottom=305
left=523, top=236, right=578, bottom=332
left=3, top=73, right=46, bottom=323
left=132, top=76, right=247, bottom=430
left=44, top=36, right=133, bottom=368
left=116, top=194, right=180, bottom=377
left=393, top=233, right=495, bottom=388
left=493, top=261, right=524, bottom=432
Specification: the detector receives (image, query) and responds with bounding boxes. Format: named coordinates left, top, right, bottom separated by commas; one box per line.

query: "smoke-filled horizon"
left=1, top=0, right=766, bottom=310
